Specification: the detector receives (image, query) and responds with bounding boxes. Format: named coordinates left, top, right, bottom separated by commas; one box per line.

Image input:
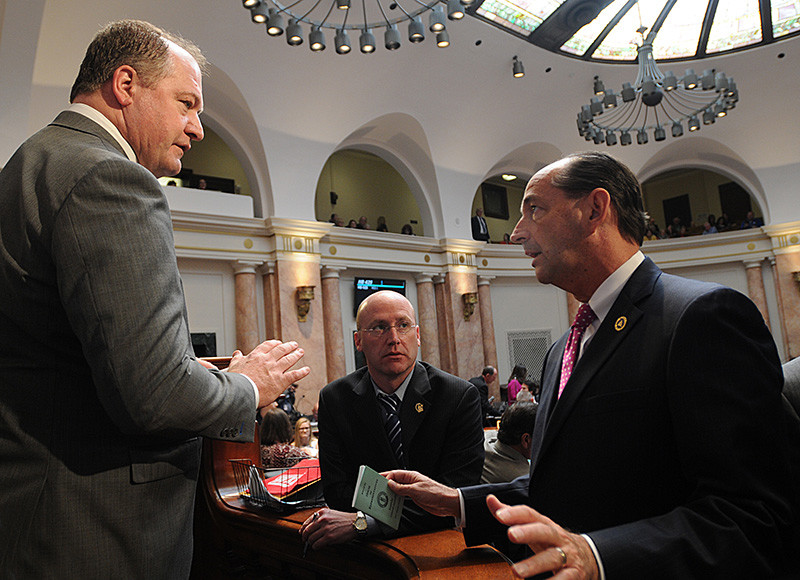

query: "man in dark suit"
left=471, top=207, right=491, bottom=241
left=469, top=365, right=500, bottom=425
left=300, top=290, right=484, bottom=549
left=385, top=152, right=794, bottom=578
left=0, top=21, right=309, bottom=578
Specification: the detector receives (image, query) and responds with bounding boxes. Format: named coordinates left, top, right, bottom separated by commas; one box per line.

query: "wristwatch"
left=353, top=511, right=368, bottom=537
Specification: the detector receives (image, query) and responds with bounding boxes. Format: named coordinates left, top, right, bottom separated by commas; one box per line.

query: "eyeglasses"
left=359, top=321, right=417, bottom=337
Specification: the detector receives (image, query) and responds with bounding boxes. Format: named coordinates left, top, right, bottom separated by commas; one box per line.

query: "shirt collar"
left=66, top=103, right=137, bottom=163
left=587, top=250, right=645, bottom=326
left=371, top=365, right=415, bottom=402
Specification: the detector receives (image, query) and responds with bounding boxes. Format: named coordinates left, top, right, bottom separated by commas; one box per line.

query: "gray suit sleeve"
left=52, top=158, right=254, bottom=440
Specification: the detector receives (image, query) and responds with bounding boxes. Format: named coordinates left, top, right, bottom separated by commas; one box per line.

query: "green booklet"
left=351, top=465, right=404, bottom=530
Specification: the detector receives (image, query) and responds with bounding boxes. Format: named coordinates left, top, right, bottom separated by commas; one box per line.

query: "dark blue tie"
left=377, top=393, right=404, bottom=467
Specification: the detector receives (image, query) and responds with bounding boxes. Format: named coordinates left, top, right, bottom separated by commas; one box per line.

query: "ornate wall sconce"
left=462, top=291, right=478, bottom=321
left=793, top=272, right=800, bottom=292
left=296, top=285, right=315, bottom=322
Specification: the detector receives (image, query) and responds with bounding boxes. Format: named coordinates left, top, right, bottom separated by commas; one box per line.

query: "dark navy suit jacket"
left=318, top=361, right=484, bottom=536
left=460, top=258, right=793, bottom=578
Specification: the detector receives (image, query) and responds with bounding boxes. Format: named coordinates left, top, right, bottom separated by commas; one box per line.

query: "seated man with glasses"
left=300, top=290, right=484, bottom=549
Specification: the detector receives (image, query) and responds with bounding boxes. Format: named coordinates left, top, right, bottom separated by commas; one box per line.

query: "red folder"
left=263, top=458, right=321, bottom=499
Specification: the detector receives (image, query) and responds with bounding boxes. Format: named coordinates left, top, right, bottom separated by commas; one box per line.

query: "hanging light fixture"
left=512, top=55, right=524, bottom=78
left=576, top=28, right=738, bottom=146
left=242, top=0, right=462, bottom=53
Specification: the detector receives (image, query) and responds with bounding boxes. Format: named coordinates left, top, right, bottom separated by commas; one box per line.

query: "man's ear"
left=586, top=187, right=612, bottom=229
left=521, top=433, right=533, bottom=456
left=354, top=331, right=363, bottom=353
left=110, top=65, right=138, bottom=107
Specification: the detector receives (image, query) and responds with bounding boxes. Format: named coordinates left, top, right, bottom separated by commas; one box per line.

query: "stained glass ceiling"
left=471, top=0, right=800, bottom=62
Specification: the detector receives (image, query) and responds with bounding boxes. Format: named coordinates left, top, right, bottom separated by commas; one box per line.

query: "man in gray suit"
left=0, top=20, right=310, bottom=578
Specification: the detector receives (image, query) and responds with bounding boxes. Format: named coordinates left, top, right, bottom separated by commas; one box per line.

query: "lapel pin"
left=415, top=402, right=424, bottom=413
left=614, top=316, right=627, bottom=331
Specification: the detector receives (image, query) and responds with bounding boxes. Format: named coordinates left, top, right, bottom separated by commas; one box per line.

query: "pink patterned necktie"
left=558, top=304, right=597, bottom=398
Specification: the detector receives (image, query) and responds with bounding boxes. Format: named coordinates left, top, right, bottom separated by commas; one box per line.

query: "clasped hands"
left=383, top=470, right=599, bottom=580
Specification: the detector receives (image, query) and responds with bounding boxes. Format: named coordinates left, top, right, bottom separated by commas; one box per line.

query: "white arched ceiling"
left=483, top=142, right=565, bottom=185
left=336, top=113, right=441, bottom=238
left=637, top=137, right=770, bottom=224
left=201, top=63, right=272, bottom=218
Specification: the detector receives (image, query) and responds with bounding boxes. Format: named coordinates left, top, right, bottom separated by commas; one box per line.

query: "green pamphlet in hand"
left=351, top=465, right=404, bottom=530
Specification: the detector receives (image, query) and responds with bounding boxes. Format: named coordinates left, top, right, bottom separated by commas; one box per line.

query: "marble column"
left=321, top=266, right=347, bottom=383
left=433, top=275, right=453, bottom=374
left=477, top=276, right=499, bottom=401
left=744, top=259, right=771, bottom=330
left=443, top=271, right=483, bottom=379
left=772, top=253, right=800, bottom=359
left=769, top=257, right=791, bottom=360
left=260, top=261, right=281, bottom=340
left=232, top=260, right=262, bottom=354
left=415, top=273, right=440, bottom=368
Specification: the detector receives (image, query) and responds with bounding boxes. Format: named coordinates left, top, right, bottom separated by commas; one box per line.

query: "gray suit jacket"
left=461, top=258, right=793, bottom=578
left=0, top=111, right=255, bottom=578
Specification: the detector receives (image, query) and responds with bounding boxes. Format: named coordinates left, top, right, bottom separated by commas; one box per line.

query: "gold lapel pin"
left=415, top=402, right=424, bottom=413
left=614, top=316, right=627, bottom=331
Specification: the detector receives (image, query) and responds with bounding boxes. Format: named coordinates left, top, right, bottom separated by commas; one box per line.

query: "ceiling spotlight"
left=683, top=68, right=697, bottom=89
left=336, top=0, right=350, bottom=8
left=242, top=0, right=260, bottom=7
left=429, top=4, right=446, bottom=32
left=335, top=28, right=351, bottom=53
left=360, top=28, right=376, bottom=53
left=436, top=30, right=450, bottom=47
left=409, top=17, right=424, bottom=42
left=266, top=9, right=284, bottom=36
left=512, top=55, right=524, bottom=78
left=384, top=25, right=401, bottom=50
left=310, top=26, right=326, bottom=51
left=447, top=0, right=464, bottom=20
left=250, top=2, right=268, bottom=23
left=286, top=18, right=303, bottom=45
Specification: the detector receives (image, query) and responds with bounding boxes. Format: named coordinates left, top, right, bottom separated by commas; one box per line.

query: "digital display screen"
left=354, top=278, right=406, bottom=316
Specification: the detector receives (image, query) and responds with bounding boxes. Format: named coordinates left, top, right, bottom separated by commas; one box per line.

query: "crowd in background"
left=328, top=213, right=415, bottom=235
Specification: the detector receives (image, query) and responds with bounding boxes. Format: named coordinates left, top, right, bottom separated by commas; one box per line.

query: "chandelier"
left=576, top=27, right=739, bottom=146
left=241, top=0, right=470, bottom=53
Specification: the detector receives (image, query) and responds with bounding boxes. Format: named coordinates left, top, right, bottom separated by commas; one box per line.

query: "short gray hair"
left=70, top=19, right=206, bottom=102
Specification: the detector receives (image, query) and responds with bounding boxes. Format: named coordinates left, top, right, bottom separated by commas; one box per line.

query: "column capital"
left=415, top=273, right=437, bottom=284
left=321, top=265, right=347, bottom=280
left=231, top=259, right=263, bottom=275
left=478, top=275, right=496, bottom=286
left=743, top=259, right=765, bottom=270
left=258, top=260, right=277, bottom=276
left=433, top=274, right=446, bottom=285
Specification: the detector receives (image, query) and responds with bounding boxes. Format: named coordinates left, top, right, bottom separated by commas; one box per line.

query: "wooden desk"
left=191, top=410, right=514, bottom=578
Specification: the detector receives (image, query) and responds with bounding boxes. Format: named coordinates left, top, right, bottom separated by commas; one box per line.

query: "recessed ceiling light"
left=501, top=174, right=517, bottom=181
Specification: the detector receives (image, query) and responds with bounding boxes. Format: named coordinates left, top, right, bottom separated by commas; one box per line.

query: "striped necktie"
left=377, top=393, right=404, bottom=467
